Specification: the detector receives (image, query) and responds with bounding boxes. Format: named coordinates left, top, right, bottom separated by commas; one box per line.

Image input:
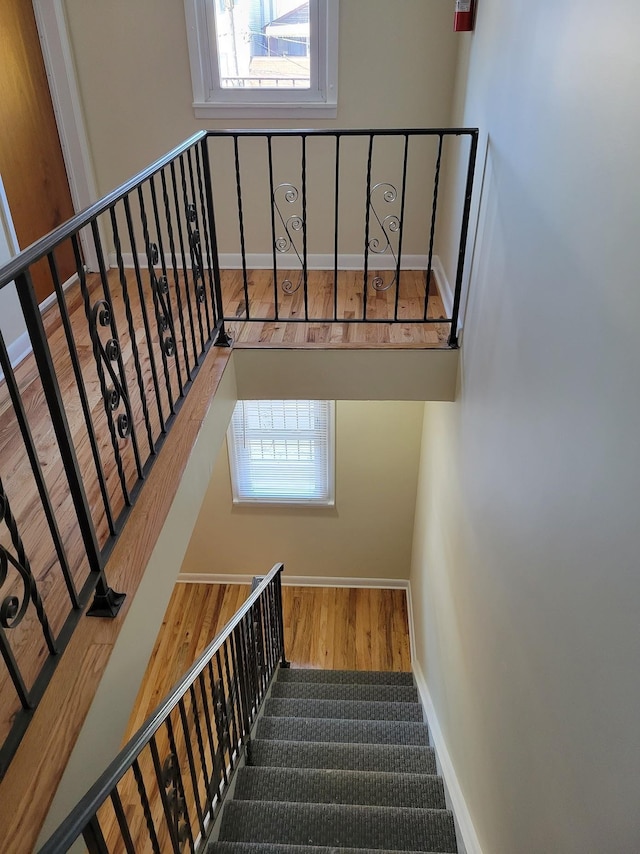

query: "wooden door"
left=0, top=0, right=77, bottom=303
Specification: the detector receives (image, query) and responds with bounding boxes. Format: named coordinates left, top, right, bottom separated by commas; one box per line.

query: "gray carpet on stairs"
left=234, top=766, right=446, bottom=808
left=209, top=668, right=457, bottom=854
left=264, top=697, right=424, bottom=721
left=277, top=669, right=415, bottom=684
left=257, top=716, right=429, bottom=745
left=270, top=681, right=419, bottom=703
left=212, top=845, right=452, bottom=854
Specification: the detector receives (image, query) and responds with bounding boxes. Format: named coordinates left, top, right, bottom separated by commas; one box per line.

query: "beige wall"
left=411, top=1, right=640, bottom=853
left=63, top=1, right=460, bottom=256
left=182, top=400, right=424, bottom=580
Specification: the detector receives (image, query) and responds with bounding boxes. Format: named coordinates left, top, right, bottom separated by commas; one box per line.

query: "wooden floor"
left=126, top=582, right=412, bottom=738
left=221, top=268, right=451, bottom=348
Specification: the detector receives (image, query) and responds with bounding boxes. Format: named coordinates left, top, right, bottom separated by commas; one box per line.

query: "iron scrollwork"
left=90, top=300, right=133, bottom=440
left=367, top=182, right=402, bottom=291
left=162, top=752, right=189, bottom=850
left=273, top=183, right=305, bottom=294
left=0, top=480, right=56, bottom=707
left=147, top=242, right=180, bottom=354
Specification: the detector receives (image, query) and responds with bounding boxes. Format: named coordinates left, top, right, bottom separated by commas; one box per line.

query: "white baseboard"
left=108, top=251, right=436, bottom=275
left=432, top=256, right=454, bottom=318
left=412, top=659, right=483, bottom=854
left=177, top=572, right=410, bottom=590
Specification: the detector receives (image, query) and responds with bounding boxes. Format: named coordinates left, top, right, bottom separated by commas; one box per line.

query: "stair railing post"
left=200, top=135, right=232, bottom=347
left=275, top=566, right=290, bottom=668
left=16, top=271, right=125, bottom=617
left=448, top=129, right=479, bottom=348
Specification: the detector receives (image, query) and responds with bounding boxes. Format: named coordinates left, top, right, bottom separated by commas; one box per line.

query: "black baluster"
left=177, top=695, right=207, bottom=839
left=121, top=197, right=166, bottom=433
left=178, top=154, right=208, bottom=349
left=449, top=130, right=479, bottom=347
left=194, top=143, right=220, bottom=326
left=110, top=787, right=136, bottom=854
left=107, top=209, right=156, bottom=457
left=48, top=249, right=116, bottom=534
left=363, top=134, right=374, bottom=320
left=137, top=186, right=176, bottom=415
left=0, top=329, right=79, bottom=606
left=160, top=167, right=192, bottom=380
left=89, top=219, right=144, bottom=480
left=301, top=134, right=309, bottom=321
left=170, top=160, right=200, bottom=363
left=199, top=137, right=232, bottom=346
left=395, top=134, right=410, bottom=321
left=425, top=134, right=443, bottom=321
left=334, top=134, right=340, bottom=321
left=149, top=735, right=182, bottom=854
left=186, top=149, right=213, bottom=338
left=132, top=757, right=161, bottom=854
left=82, top=814, right=109, bottom=854
left=149, top=175, right=184, bottom=397
left=166, top=715, right=196, bottom=854
left=15, top=271, right=123, bottom=616
left=233, top=135, right=250, bottom=319
left=267, top=136, right=280, bottom=321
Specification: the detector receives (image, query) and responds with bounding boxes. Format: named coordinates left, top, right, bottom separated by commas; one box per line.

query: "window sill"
left=232, top=498, right=335, bottom=508
left=193, top=101, right=338, bottom=120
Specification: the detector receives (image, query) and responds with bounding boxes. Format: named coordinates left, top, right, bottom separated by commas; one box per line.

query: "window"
left=227, top=400, right=335, bottom=504
left=184, top=0, right=338, bottom=118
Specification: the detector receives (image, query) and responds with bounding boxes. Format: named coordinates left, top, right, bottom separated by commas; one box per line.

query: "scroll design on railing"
left=147, top=242, right=178, bottom=358
left=186, top=206, right=207, bottom=306
left=89, top=300, right=133, bottom=440
left=0, top=480, right=56, bottom=707
left=273, top=183, right=305, bottom=294
left=162, top=752, right=189, bottom=851
left=367, top=182, right=401, bottom=292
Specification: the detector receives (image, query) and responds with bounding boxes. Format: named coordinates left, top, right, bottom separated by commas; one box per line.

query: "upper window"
left=185, top=0, right=339, bottom=118
left=227, top=399, right=335, bottom=504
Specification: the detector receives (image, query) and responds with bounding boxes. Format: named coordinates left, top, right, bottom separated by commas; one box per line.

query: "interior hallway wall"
left=410, top=2, right=640, bottom=852
left=62, top=1, right=460, bottom=255
left=181, top=401, right=424, bottom=580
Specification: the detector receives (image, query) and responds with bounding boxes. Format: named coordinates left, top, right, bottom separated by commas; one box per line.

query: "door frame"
left=32, top=0, right=102, bottom=272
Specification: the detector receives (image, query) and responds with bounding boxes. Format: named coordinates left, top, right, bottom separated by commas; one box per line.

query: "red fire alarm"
left=454, top=0, right=476, bottom=31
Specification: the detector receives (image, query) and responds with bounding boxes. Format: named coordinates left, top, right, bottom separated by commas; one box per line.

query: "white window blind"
left=228, top=400, right=335, bottom=504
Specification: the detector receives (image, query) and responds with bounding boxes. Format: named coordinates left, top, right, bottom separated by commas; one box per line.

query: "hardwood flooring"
left=220, top=268, right=451, bottom=348
left=126, top=582, right=412, bottom=738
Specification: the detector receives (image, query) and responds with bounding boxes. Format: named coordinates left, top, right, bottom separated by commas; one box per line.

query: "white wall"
left=411, top=2, right=640, bottom=853
left=63, top=1, right=460, bottom=257
left=0, top=176, right=27, bottom=360
left=182, top=400, right=424, bottom=580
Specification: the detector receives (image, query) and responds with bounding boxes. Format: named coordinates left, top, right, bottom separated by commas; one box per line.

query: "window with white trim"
left=184, top=0, right=338, bottom=118
left=227, top=400, right=335, bottom=504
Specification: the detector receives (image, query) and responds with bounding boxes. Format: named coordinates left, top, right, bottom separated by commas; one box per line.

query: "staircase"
left=209, top=668, right=457, bottom=854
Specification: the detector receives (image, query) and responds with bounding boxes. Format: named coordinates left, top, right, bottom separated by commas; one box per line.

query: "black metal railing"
left=40, top=564, right=287, bottom=854
left=0, top=130, right=229, bottom=778
left=203, top=128, right=478, bottom=344
left=0, top=126, right=477, bottom=780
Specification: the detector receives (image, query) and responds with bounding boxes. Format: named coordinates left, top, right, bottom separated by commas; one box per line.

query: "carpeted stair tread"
left=257, top=716, right=429, bottom=745
left=264, top=697, right=423, bottom=722
left=217, top=801, right=457, bottom=852
left=250, top=739, right=437, bottom=773
left=279, top=669, right=414, bottom=685
left=211, top=844, right=452, bottom=854
left=234, top=766, right=446, bottom=808
left=271, top=681, right=418, bottom=703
